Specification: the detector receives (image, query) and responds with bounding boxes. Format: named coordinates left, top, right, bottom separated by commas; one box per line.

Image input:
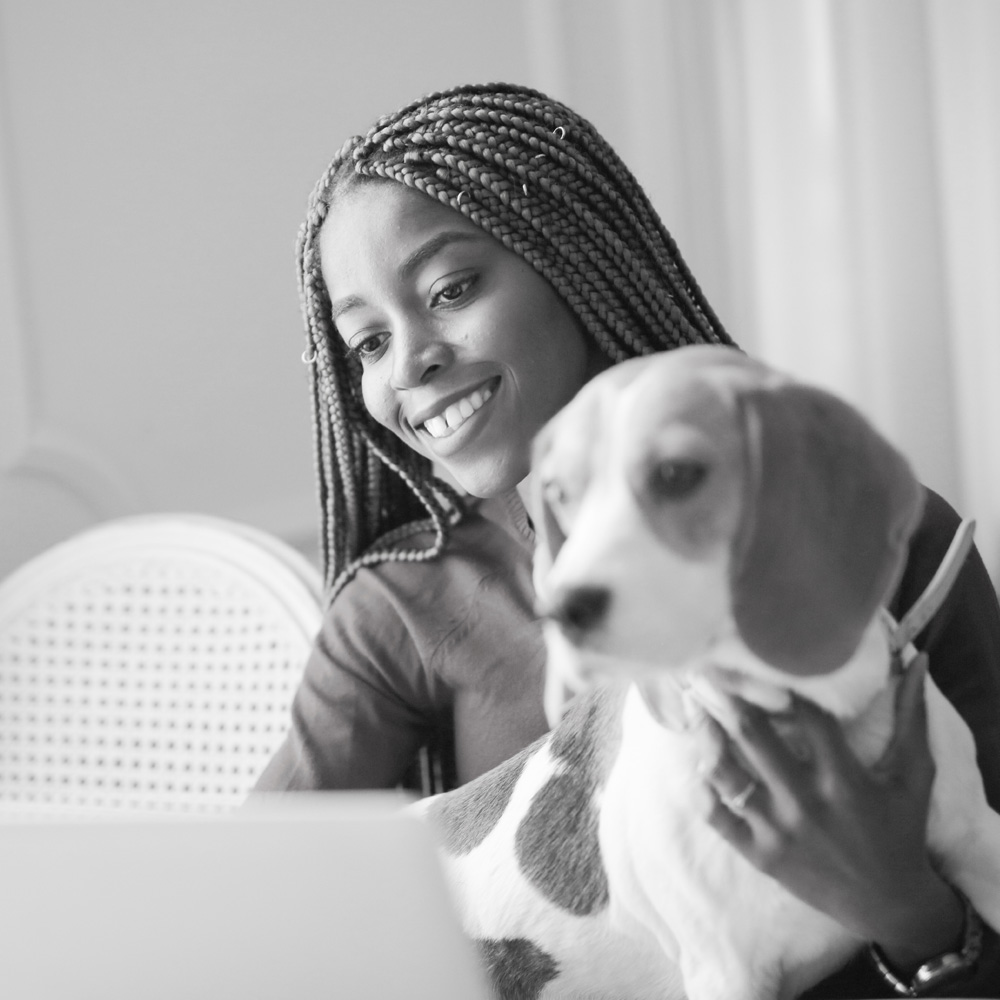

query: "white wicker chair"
left=0, top=515, right=322, bottom=815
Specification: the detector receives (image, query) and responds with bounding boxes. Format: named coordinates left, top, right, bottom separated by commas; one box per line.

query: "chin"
left=445, top=462, right=525, bottom=500
left=454, top=480, right=514, bottom=500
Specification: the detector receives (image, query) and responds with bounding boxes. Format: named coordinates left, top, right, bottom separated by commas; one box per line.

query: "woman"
left=256, top=83, right=1000, bottom=996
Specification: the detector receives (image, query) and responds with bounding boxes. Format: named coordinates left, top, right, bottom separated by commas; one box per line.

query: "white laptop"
left=0, top=792, right=491, bottom=1000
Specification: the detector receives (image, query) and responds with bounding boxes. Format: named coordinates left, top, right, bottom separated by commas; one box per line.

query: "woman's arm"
left=253, top=575, right=447, bottom=792
left=698, top=486, right=1000, bottom=997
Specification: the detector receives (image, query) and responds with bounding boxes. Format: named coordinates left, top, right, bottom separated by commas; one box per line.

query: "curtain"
left=525, top=0, right=1000, bottom=590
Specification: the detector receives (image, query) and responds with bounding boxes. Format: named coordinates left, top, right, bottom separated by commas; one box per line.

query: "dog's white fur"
left=419, top=346, right=1000, bottom=1000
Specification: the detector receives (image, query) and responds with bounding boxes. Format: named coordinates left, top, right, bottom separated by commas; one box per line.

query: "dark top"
left=254, top=490, right=548, bottom=791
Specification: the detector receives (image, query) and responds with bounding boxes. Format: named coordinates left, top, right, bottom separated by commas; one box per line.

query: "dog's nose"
left=544, top=585, right=611, bottom=635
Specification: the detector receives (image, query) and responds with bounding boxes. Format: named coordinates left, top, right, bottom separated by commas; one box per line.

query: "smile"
left=419, top=380, right=497, bottom=439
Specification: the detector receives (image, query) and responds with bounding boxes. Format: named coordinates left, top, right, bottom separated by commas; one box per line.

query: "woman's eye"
left=430, top=273, right=477, bottom=308
left=346, top=332, right=389, bottom=363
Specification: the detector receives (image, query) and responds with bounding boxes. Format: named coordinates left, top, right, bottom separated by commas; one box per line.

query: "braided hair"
left=297, top=82, right=736, bottom=600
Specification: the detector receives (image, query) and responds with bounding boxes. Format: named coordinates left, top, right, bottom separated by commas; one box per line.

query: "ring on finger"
left=722, top=778, right=758, bottom=815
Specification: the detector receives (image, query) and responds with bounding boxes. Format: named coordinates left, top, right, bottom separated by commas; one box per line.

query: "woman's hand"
left=695, top=653, right=964, bottom=973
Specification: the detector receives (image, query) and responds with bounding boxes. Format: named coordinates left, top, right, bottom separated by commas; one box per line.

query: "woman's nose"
left=389, top=324, right=453, bottom=389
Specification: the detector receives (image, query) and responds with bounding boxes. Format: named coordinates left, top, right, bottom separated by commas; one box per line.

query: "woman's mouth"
left=419, top=379, right=498, bottom=439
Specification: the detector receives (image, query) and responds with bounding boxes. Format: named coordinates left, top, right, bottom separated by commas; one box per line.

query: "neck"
left=515, top=473, right=535, bottom=528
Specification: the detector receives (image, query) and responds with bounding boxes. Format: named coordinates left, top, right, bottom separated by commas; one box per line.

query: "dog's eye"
left=648, top=460, right=707, bottom=500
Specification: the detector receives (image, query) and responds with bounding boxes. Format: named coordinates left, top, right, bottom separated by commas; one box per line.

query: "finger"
left=878, top=652, right=933, bottom=776
left=694, top=715, right=759, bottom=804
left=892, top=651, right=930, bottom=741
left=698, top=664, right=793, bottom=714
left=780, top=693, right=864, bottom=779
left=714, top=693, right=810, bottom=796
left=695, top=716, right=753, bottom=794
left=701, top=783, right=757, bottom=851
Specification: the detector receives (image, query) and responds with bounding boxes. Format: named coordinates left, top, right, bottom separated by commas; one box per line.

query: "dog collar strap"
left=868, top=889, right=983, bottom=996
left=886, top=518, right=976, bottom=660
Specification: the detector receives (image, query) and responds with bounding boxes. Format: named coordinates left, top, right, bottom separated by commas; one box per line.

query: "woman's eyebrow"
left=329, top=230, right=484, bottom=323
left=399, top=230, right=483, bottom=280
left=330, top=294, right=365, bottom=323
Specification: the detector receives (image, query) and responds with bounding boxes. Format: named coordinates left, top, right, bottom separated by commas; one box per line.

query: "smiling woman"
left=319, top=181, right=605, bottom=498
left=256, top=83, right=1000, bottom=999
left=290, top=85, right=730, bottom=598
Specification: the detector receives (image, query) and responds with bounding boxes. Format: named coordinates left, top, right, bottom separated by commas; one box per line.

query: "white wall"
left=0, top=0, right=541, bottom=575
left=2, top=0, right=998, bottom=591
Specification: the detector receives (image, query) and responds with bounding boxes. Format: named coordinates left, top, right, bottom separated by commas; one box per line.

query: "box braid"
left=297, top=82, right=736, bottom=601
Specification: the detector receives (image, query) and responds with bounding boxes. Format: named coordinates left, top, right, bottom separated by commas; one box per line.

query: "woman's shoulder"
left=328, top=492, right=536, bottom=632
left=891, top=483, right=1000, bottom=651
left=908, top=485, right=962, bottom=559
left=892, top=486, right=961, bottom=606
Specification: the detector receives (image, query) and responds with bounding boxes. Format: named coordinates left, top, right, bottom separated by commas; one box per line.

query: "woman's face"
left=319, top=181, right=604, bottom=498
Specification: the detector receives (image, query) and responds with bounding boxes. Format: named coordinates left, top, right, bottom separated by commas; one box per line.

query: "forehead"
left=317, top=181, right=485, bottom=286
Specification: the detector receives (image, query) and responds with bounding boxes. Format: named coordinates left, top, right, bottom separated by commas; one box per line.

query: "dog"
left=417, top=345, right=1000, bottom=1000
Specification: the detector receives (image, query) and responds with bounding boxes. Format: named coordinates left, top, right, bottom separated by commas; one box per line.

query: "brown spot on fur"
left=549, top=683, right=625, bottom=775
left=514, top=685, right=625, bottom=915
left=477, top=937, right=560, bottom=999
left=515, top=769, right=608, bottom=915
left=427, top=740, right=535, bottom=855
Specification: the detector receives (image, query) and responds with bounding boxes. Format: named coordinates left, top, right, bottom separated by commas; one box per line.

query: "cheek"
left=360, top=371, right=392, bottom=428
left=507, top=283, right=586, bottom=381
left=544, top=319, right=593, bottom=405
left=360, top=369, right=435, bottom=462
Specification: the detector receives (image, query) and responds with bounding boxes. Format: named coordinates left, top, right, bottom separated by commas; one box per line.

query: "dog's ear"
left=530, top=424, right=567, bottom=590
left=731, top=383, right=924, bottom=676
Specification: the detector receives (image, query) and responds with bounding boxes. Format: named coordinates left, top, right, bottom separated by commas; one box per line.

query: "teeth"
left=424, top=415, right=448, bottom=438
left=444, top=404, right=463, bottom=429
left=422, top=384, right=494, bottom=439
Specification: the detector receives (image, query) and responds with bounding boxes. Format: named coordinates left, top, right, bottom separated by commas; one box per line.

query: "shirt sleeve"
left=800, top=920, right=1000, bottom=999
left=251, top=573, right=448, bottom=792
left=890, top=486, right=1000, bottom=810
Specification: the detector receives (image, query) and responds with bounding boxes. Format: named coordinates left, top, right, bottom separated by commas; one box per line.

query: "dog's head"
left=532, top=345, right=924, bottom=691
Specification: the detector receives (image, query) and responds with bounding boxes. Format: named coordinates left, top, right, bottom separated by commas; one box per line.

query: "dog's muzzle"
left=539, top=585, right=611, bottom=639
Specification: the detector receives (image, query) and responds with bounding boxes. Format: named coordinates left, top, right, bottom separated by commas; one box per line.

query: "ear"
left=731, top=384, right=925, bottom=676
left=530, top=424, right=567, bottom=594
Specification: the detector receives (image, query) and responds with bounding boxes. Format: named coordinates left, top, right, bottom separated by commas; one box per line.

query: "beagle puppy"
left=419, top=345, right=1000, bottom=1000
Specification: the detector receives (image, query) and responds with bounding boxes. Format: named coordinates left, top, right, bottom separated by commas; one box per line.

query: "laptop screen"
left=0, top=792, right=490, bottom=1000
